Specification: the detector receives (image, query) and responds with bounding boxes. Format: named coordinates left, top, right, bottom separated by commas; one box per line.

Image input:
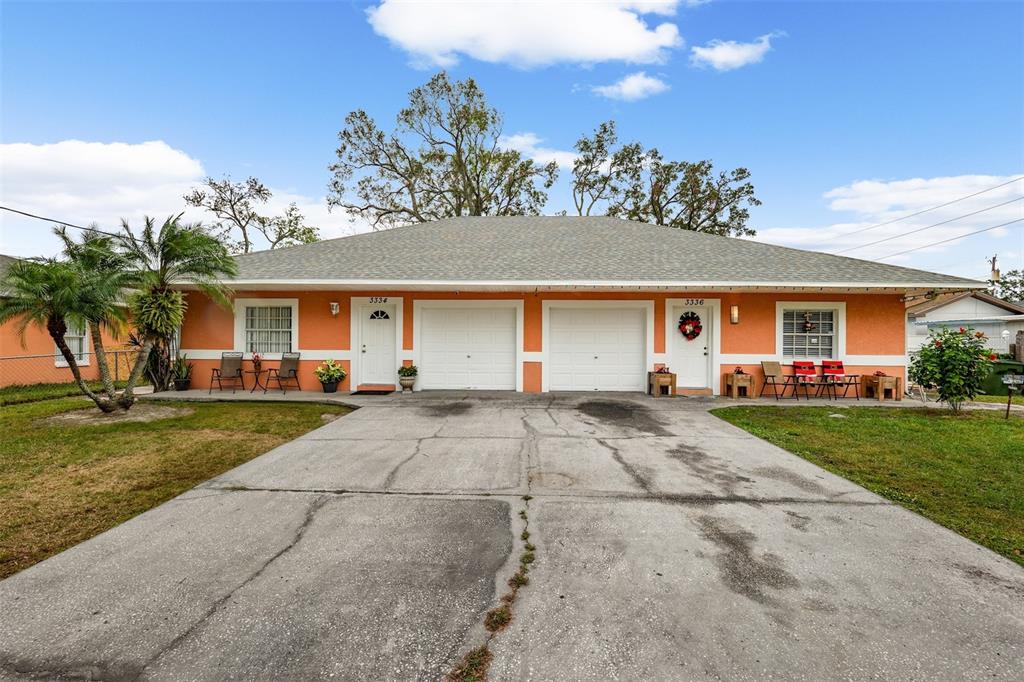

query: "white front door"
left=670, top=304, right=711, bottom=388
left=549, top=308, right=646, bottom=391
left=419, top=307, right=517, bottom=390
left=359, top=304, right=396, bottom=385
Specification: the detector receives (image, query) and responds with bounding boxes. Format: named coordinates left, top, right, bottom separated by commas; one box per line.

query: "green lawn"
left=0, top=380, right=147, bottom=406
left=0, top=398, right=350, bottom=579
left=972, top=393, right=1024, bottom=406
left=712, top=406, right=1024, bottom=566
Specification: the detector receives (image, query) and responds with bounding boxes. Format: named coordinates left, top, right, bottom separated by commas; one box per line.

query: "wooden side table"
left=862, top=375, right=902, bottom=401
left=725, top=373, right=756, bottom=398
left=648, top=372, right=676, bottom=397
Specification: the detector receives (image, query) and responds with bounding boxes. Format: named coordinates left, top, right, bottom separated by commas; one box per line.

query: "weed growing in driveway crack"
left=447, top=499, right=537, bottom=680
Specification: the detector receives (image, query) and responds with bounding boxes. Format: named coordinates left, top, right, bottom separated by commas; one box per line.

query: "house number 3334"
left=369, top=297, right=388, bottom=304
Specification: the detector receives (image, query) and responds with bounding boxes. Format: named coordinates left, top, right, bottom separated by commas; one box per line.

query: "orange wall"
left=1, top=319, right=128, bottom=388
left=179, top=290, right=907, bottom=394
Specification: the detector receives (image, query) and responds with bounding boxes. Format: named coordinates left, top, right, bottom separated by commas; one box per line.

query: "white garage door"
left=419, top=307, right=517, bottom=390
left=549, top=308, right=646, bottom=391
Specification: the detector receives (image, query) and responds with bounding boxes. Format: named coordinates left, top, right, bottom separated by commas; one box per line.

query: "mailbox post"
left=1001, top=374, right=1023, bottom=419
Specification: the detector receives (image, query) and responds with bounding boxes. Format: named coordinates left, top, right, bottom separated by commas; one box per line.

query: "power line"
left=834, top=175, right=1024, bottom=238
left=876, top=217, right=1024, bottom=261
left=1, top=205, right=126, bottom=240
left=834, top=196, right=1024, bottom=254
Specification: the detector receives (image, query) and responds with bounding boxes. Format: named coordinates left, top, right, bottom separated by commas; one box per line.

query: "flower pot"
left=173, top=379, right=192, bottom=391
left=399, top=375, right=416, bottom=392
left=321, top=381, right=339, bottom=394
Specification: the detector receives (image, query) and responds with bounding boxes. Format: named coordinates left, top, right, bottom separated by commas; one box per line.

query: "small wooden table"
left=725, top=373, right=756, bottom=398
left=648, top=372, right=676, bottom=397
left=862, top=375, right=902, bottom=401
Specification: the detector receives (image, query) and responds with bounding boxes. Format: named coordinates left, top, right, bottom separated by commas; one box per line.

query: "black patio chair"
left=266, top=352, right=301, bottom=394
left=210, top=352, right=245, bottom=393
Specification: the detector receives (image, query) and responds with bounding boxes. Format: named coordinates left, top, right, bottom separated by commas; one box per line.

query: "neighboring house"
left=906, top=290, right=1024, bottom=359
left=0, top=253, right=124, bottom=388
left=176, top=217, right=983, bottom=395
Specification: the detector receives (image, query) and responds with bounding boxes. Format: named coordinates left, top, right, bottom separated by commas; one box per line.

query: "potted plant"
left=314, top=359, right=346, bottom=393
left=172, top=354, right=194, bottom=391
left=250, top=352, right=263, bottom=373
left=397, top=364, right=418, bottom=392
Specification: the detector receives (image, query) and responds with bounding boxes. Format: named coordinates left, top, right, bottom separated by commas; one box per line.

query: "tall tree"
left=328, top=72, right=558, bottom=230
left=185, top=176, right=320, bottom=254
left=989, top=269, right=1024, bottom=303
left=571, top=120, right=761, bottom=237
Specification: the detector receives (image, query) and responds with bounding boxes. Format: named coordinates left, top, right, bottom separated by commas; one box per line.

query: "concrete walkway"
left=1, top=394, right=1021, bottom=680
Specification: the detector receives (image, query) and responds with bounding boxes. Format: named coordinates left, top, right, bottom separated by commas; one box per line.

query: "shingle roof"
left=230, top=216, right=982, bottom=288
left=0, top=254, right=16, bottom=280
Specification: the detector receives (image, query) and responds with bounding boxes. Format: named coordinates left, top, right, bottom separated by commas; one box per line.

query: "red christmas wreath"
left=678, top=312, right=702, bottom=341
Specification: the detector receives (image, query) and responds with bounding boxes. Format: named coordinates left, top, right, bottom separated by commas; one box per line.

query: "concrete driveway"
left=1, top=394, right=1021, bottom=680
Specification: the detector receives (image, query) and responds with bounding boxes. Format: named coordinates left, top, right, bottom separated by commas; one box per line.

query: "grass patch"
left=972, top=393, right=1024, bottom=406
left=0, top=398, right=350, bottom=579
left=0, top=380, right=147, bottom=406
left=713, top=406, right=1024, bottom=566
left=446, top=645, right=492, bottom=682
left=483, top=605, right=512, bottom=632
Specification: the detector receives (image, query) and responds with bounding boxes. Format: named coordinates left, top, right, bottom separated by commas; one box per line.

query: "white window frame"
left=55, top=321, right=90, bottom=367
left=776, top=301, right=846, bottom=363
left=233, top=298, right=299, bottom=359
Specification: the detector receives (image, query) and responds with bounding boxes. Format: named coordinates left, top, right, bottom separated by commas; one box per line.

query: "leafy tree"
left=571, top=120, right=761, bottom=237
left=909, top=326, right=995, bottom=412
left=328, top=72, right=558, bottom=230
left=185, top=176, right=319, bottom=254
left=0, top=217, right=237, bottom=412
left=115, top=216, right=238, bottom=409
left=989, top=269, right=1024, bottom=303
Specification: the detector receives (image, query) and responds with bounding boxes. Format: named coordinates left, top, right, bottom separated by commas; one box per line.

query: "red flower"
left=959, top=327, right=966, bottom=333
left=990, top=354, right=998, bottom=361
left=934, top=341, right=942, bottom=347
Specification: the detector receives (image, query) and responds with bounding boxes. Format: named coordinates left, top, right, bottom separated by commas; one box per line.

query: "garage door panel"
left=549, top=308, right=646, bottom=392
left=419, top=307, right=517, bottom=390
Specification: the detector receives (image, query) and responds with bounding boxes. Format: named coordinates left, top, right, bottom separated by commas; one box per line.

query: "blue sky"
left=2, top=0, right=1022, bottom=279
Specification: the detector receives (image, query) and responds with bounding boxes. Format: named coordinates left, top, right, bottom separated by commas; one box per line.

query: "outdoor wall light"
left=329, top=301, right=340, bottom=317
left=729, top=305, right=740, bottom=324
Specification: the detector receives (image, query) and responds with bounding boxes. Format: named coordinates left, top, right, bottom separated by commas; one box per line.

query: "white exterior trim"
left=666, top=298, right=722, bottom=394
left=232, top=297, right=299, bottom=359
left=55, top=321, right=91, bottom=367
left=775, top=301, right=848, bottom=364
left=411, top=299, right=524, bottom=392
left=201, top=278, right=980, bottom=291
left=541, top=299, right=655, bottom=393
left=350, top=296, right=403, bottom=389
left=522, top=351, right=543, bottom=362
left=180, top=349, right=351, bottom=361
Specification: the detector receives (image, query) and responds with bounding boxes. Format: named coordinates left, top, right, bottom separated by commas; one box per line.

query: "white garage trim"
left=666, top=298, right=722, bottom=394
left=412, top=299, right=524, bottom=392
left=350, top=296, right=404, bottom=389
left=541, top=300, right=655, bottom=392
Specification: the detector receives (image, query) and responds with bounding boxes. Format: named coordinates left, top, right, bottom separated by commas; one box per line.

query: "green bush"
left=909, top=326, right=995, bottom=412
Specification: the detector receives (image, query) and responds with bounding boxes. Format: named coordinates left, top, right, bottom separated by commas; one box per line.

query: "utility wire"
left=834, top=176, right=1024, bottom=238
left=1, top=205, right=127, bottom=240
left=876, top=218, right=1024, bottom=261
left=834, top=196, right=1024, bottom=254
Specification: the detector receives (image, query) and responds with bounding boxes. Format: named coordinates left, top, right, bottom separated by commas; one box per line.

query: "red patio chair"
left=791, top=361, right=819, bottom=400
left=820, top=360, right=860, bottom=399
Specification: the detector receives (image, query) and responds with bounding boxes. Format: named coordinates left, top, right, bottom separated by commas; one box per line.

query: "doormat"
left=351, top=390, right=395, bottom=396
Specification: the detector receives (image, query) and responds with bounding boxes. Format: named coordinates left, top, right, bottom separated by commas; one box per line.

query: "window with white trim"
left=244, top=305, right=293, bottom=353
left=56, top=321, right=89, bottom=365
left=781, top=309, right=836, bottom=359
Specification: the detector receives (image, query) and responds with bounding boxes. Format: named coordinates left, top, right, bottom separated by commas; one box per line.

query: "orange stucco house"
left=176, top=217, right=983, bottom=395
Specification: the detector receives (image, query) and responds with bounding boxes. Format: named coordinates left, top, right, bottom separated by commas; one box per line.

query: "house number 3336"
left=684, top=298, right=704, bottom=306
left=369, top=297, right=388, bottom=304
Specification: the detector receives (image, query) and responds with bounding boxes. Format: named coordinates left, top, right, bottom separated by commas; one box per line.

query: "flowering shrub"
left=909, top=326, right=995, bottom=412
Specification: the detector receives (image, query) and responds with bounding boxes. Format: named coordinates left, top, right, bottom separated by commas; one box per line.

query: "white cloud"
left=366, top=0, right=685, bottom=68
left=690, top=32, right=782, bottom=71
left=499, top=132, right=577, bottom=170
left=757, top=175, right=1024, bottom=272
left=0, top=140, right=358, bottom=258
left=592, top=71, right=670, bottom=101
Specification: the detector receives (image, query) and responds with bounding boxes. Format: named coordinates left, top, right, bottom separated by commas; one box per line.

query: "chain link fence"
left=0, top=348, right=144, bottom=403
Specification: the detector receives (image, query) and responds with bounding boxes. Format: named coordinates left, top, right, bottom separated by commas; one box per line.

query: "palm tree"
left=0, top=256, right=125, bottom=412
left=115, top=215, right=237, bottom=409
